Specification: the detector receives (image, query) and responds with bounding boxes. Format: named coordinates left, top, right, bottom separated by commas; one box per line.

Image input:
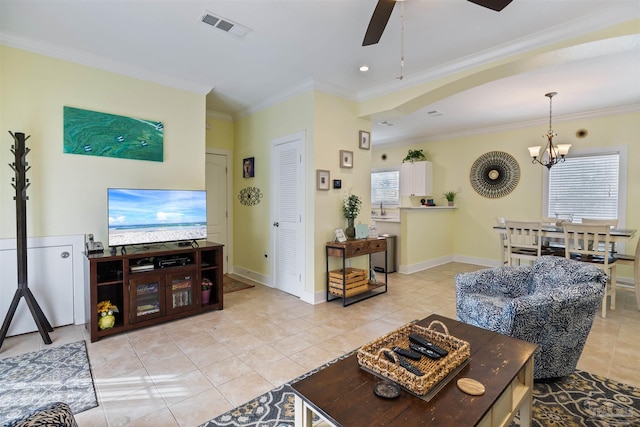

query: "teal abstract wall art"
left=63, top=106, right=164, bottom=162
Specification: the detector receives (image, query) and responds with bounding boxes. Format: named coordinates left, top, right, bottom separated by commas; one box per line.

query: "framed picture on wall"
left=359, top=130, right=370, bottom=150
left=243, top=157, right=255, bottom=178
left=316, top=169, right=330, bottom=190
left=340, top=150, right=353, bottom=168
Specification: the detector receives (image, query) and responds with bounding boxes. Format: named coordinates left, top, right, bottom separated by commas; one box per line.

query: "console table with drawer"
left=325, top=238, right=388, bottom=306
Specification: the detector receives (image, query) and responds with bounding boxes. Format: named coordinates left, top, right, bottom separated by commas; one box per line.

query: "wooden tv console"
left=84, top=242, right=223, bottom=342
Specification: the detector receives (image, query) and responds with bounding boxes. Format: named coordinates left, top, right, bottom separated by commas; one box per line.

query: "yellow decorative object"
left=98, top=314, right=115, bottom=330
left=97, top=300, right=119, bottom=330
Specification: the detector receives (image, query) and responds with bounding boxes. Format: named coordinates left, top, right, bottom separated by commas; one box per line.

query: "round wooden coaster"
left=374, top=380, right=401, bottom=399
left=457, top=378, right=485, bottom=396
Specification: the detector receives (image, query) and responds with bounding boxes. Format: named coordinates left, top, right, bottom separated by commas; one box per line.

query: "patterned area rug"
left=223, top=274, right=254, bottom=294
left=201, top=358, right=640, bottom=426
left=200, top=350, right=357, bottom=427
left=529, top=371, right=640, bottom=426
left=0, top=341, right=98, bottom=425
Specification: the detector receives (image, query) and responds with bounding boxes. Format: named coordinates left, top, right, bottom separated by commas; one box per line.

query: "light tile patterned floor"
left=1, top=262, right=638, bottom=426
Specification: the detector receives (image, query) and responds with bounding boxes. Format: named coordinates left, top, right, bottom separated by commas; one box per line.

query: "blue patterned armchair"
left=455, top=256, right=606, bottom=380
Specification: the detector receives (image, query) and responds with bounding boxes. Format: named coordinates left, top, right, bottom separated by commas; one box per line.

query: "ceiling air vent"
left=201, top=11, right=251, bottom=38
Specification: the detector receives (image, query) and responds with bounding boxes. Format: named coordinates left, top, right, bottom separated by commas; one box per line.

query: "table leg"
left=294, top=395, right=314, bottom=427
left=519, top=400, right=532, bottom=427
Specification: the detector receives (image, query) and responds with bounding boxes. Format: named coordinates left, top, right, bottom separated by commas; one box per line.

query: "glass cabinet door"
left=166, top=271, right=198, bottom=315
left=129, top=275, right=165, bottom=323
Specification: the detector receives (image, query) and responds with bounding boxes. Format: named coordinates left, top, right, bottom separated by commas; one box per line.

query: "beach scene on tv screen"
left=108, top=189, right=207, bottom=246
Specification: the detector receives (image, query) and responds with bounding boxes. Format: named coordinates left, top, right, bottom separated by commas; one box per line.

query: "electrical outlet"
left=346, top=259, right=352, bottom=268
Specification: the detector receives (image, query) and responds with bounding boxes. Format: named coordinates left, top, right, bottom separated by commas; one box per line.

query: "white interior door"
left=206, top=152, right=229, bottom=273
left=271, top=132, right=305, bottom=297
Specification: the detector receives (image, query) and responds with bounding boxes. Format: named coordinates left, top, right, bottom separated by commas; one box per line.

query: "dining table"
left=493, top=224, right=637, bottom=243
left=494, top=224, right=638, bottom=311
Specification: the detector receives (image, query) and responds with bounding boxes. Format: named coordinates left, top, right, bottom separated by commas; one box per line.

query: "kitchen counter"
left=371, top=216, right=400, bottom=223
left=400, top=206, right=457, bottom=210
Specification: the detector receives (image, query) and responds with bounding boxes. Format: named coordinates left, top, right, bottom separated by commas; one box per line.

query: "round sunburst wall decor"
left=469, top=151, right=520, bottom=198
left=238, top=187, right=263, bottom=206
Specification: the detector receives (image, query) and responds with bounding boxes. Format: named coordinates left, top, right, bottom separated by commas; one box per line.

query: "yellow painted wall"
left=314, top=91, right=372, bottom=289
left=206, top=115, right=234, bottom=150
left=400, top=209, right=455, bottom=269
left=232, top=90, right=371, bottom=294
left=233, top=91, right=314, bottom=281
left=0, top=46, right=205, bottom=243
left=373, top=111, right=639, bottom=278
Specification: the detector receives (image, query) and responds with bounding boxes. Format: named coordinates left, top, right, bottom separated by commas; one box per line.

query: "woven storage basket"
left=357, top=320, right=470, bottom=396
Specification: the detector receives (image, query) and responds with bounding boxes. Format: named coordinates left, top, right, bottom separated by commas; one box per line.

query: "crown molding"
left=0, top=31, right=212, bottom=95
left=235, top=78, right=354, bottom=119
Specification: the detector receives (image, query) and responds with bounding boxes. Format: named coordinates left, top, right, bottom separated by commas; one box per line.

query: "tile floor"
left=1, top=262, right=639, bottom=426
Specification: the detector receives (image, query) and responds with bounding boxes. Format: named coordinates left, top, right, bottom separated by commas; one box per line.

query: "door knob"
left=273, top=222, right=279, bottom=227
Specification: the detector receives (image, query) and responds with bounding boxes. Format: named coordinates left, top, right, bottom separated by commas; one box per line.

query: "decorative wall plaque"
left=469, top=151, right=520, bottom=198
left=238, top=187, right=263, bottom=206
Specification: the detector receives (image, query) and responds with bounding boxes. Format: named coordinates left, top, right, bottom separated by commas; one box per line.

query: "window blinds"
left=371, top=170, right=400, bottom=206
left=547, top=153, right=619, bottom=221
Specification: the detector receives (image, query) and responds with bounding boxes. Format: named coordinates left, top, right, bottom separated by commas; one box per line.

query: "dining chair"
left=581, top=218, right=619, bottom=253
left=496, top=217, right=508, bottom=265
left=614, top=238, right=640, bottom=311
left=504, top=220, right=547, bottom=266
left=563, top=223, right=617, bottom=318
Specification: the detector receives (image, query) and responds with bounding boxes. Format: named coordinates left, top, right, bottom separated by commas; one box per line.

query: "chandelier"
left=528, top=92, right=571, bottom=169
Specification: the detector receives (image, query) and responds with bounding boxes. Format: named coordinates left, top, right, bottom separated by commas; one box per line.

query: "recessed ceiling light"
left=427, top=110, right=443, bottom=117
left=378, top=120, right=394, bottom=126
left=359, top=65, right=369, bottom=72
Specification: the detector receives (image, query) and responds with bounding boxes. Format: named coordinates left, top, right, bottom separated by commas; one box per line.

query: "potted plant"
left=443, top=191, right=457, bottom=206
left=201, top=278, right=212, bottom=305
left=342, top=191, right=362, bottom=240
left=97, top=300, right=119, bottom=330
left=402, top=149, right=426, bottom=163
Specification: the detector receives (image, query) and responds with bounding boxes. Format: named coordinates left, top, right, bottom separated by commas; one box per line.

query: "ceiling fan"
left=362, top=0, right=514, bottom=46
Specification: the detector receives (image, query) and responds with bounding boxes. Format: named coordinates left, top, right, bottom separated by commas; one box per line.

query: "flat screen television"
left=108, top=188, right=207, bottom=248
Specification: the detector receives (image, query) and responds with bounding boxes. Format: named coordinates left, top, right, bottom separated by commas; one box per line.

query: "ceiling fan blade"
left=467, top=0, right=513, bottom=12
left=362, top=0, right=396, bottom=46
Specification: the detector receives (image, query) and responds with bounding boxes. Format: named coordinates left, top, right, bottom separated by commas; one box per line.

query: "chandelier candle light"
left=528, top=92, right=571, bottom=169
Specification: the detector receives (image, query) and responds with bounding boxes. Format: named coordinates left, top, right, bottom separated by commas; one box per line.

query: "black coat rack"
left=0, top=131, right=53, bottom=349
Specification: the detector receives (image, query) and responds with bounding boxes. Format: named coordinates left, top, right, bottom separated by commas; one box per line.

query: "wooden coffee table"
left=291, top=314, right=537, bottom=427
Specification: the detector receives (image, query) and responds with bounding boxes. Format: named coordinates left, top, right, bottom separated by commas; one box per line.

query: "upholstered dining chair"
left=504, top=220, right=547, bottom=266
left=563, top=223, right=617, bottom=318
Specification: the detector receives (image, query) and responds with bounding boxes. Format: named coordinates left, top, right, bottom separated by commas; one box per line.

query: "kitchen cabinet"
left=400, top=161, right=433, bottom=197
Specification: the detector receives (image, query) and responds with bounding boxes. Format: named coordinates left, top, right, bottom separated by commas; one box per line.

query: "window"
left=371, top=169, right=400, bottom=207
left=543, top=146, right=627, bottom=225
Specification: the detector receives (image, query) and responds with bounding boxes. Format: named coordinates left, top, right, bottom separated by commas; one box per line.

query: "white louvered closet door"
left=271, top=132, right=305, bottom=297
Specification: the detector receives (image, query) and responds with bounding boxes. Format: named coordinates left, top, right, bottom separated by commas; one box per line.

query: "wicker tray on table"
left=357, top=320, right=471, bottom=399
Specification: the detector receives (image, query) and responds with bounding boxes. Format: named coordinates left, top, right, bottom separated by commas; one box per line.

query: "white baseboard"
left=231, top=266, right=272, bottom=288
left=398, top=255, right=454, bottom=274
left=452, top=255, right=498, bottom=268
